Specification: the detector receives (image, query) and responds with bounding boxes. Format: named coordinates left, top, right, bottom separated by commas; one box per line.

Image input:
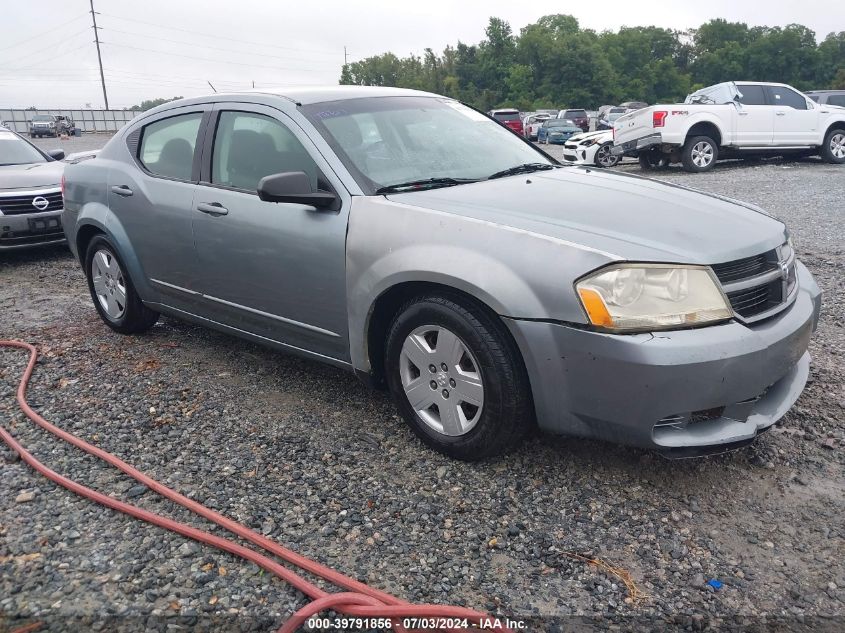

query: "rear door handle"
left=776, top=111, right=786, bottom=116
left=738, top=111, right=749, bottom=116
left=110, top=184, right=133, bottom=197
left=196, top=202, right=229, bottom=216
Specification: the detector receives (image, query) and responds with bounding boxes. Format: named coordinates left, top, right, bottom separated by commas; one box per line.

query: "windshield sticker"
left=315, top=109, right=349, bottom=119
left=442, top=101, right=488, bottom=122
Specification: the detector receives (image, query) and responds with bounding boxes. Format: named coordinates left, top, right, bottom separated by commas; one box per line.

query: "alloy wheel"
left=399, top=325, right=484, bottom=436
left=831, top=133, right=845, bottom=159
left=596, top=145, right=617, bottom=167
left=691, top=141, right=714, bottom=168
left=91, top=249, right=127, bottom=319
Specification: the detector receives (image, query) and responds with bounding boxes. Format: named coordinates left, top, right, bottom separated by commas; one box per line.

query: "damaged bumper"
left=504, top=261, right=822, bottom=456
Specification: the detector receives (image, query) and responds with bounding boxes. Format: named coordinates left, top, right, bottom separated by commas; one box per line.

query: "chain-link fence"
left=0, top=108, right=141, bottom=134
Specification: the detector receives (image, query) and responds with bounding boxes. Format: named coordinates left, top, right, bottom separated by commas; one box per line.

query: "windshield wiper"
left=486, top=163, right=558, bottom=180
left=375, top=177, right=479, bottom=194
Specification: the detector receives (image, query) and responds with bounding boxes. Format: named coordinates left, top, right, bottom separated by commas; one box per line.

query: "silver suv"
left=62, top=87, right=821, bottom=460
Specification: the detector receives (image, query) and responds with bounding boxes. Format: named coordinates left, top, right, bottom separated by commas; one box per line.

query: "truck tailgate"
left=613, top=108, right=655, bottom=144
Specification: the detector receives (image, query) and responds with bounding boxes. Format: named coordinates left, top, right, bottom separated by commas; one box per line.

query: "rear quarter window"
left=138, top=112, right=203, bottom=181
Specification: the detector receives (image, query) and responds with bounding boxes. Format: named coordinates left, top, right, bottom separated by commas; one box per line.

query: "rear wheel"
left=595, top=142, right=620, bottom=168
left=85, top=235, right=159, bottom=334
left=681, top=135, right=718, bottom=172
left=638, top=149, right=669, bottom=170
left=385, top=294, right=533, bottom=460
left=820, top=128, right=845, bottom=164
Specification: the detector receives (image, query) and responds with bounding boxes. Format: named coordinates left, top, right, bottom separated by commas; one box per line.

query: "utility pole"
left=89, top=0, right=109, bottom=109
left=344, top=46, right=348, bottom=66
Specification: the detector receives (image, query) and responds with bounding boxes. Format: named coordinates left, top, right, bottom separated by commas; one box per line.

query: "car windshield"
left=302, top=97, right=553, bottom=194
left=0, top=130, right=47, bottom=165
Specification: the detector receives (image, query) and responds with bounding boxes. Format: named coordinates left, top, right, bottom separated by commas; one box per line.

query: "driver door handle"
left=196, top=202, right=229, bottom=216
left=110, top=184, right=133, bottom=197
left=776, top=111, right=786, bottom=116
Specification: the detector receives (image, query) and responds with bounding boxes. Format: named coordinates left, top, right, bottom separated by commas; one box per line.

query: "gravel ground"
left=1, top=157, right=844, bottom=633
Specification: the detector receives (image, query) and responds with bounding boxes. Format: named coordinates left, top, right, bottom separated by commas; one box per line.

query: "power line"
left=0, top=27, right=91, bottom=66
left=0, top=13, right=88, bottom=53
left=97, top=12, right=340, bottom=57
left=99, top=41, right=340, bottom=74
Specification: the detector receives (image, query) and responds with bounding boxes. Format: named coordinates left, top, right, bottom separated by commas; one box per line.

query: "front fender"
left=346, top=196, right=613, bottom=373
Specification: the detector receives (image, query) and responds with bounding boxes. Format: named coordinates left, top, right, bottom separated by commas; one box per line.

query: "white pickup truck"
left=612, top=81, right=845, bottom=172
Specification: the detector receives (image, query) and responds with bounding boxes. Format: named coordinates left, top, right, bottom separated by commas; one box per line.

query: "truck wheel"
left=638, top=150, right=669, bottom=170
left=820, top=128, right=845, bottom=164
left=385, top=293, right=533, bottom=461
left=85, top=235, right=159, bottom=334
left=595, top=142, right=620, bottom=168
left=681, top=136, right=718, bottom=172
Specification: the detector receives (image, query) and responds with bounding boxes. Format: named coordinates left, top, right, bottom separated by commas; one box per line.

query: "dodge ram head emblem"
left=31, top=196, right=49, bottom=211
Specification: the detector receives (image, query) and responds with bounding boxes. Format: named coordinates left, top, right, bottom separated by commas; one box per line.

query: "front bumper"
left=0, top=210, right=66, bottom=250
left=562, top=143, right=596, bottom=164
left=504, top=260, right=822, bottom=455
left=30, top=126, right=55, bottom=135
left=611, top=132, right=662, bottom=156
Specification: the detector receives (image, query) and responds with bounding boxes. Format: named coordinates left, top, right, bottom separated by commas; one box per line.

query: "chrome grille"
left=712, top=244, right=795, bottom=323
left=0, top=190, right=63, bottom=215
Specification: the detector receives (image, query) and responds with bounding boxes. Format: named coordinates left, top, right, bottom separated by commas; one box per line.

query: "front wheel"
left=681, top=135, right=718, bottom=172
left=385, top=294, right=533, bottom=460
left=820, top=128, right=845, bottom=164
left=85, top=235, right=159, bottom=334
left=595, top=142, right=620, bottom=168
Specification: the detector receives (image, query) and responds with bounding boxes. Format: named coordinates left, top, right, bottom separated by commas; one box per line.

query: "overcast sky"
left=1, top=0, right=843, bottom=109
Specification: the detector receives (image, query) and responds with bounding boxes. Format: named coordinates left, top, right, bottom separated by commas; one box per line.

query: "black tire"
left=84, top=235, right=159, bottom=334
left=595, top=142, right=620, bottom=168
left=385, top=293, right=533, bottom=460
left=820, top=127, right=845, bottom=164
left=638, top=149, right=669, bottom=170
left=681, top=135, right=719, bottom=172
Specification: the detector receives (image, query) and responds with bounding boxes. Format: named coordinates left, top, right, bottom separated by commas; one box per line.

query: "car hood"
left=568, top=130, right=612, bottom=143
left=0, top=161, right=64, bottom=191
left=387, top=167, right=786, bottom=264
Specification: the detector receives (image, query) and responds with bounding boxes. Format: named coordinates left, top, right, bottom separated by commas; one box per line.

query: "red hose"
left=1, top=340, right=510, bottom=633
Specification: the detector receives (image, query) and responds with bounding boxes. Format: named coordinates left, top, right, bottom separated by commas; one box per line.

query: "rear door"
left=191, top=103, right=351, bottom=361
left=766, top=85, right=818, bottom=145
left=108, top=105, right=210, bottom=304
left=733, top=84, right=774, bottom=146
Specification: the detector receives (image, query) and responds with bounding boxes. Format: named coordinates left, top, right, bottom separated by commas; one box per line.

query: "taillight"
left=653, top=111, right=668, bottom=127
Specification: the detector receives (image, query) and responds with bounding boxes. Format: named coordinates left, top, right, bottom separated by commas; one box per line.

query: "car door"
left=108, top=105, right=209, bottom=303
left=733, top=84, right=774, bottom=146
left=766, top=85, right=818, bottom=145
left=191, top=104, right=350, bottom=362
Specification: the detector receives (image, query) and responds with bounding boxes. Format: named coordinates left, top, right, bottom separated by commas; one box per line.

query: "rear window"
left=563, top=110, right=587, bottom=118
left=737, top=84, right=768, bottom=106
left=492, top=112, right=520, bottom=122
left=828, top=95, right=845, bottom=107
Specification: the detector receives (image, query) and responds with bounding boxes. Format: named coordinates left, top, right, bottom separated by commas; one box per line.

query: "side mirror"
left=47, top=149, right=65, bottom=161
left=257, top=171, right=337, bottom=209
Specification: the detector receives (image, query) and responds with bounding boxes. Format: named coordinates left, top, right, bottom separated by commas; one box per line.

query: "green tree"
left=130, top=96, right=183, bottom=111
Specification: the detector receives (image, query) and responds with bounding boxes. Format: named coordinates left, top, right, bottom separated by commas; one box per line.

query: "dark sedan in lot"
left=0, top=127, right=66, bottom=250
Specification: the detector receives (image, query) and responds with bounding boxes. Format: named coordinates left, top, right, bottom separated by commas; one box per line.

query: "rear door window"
left=139, top=113, right=203, bottom=181
left=736, top=84, right=768, bottom=106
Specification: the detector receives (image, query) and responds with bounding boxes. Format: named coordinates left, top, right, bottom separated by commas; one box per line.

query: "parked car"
left=523, top=113, right=553, bottom=140
left=489, top=108, right=524, bottom=135
left=806, top=90, right=845, bottom=107
left=29, top=114, right=59, bottom=138
left=63, top=86, right=821, bottom=460
left=596, top=107, right=626, bottom=131
left=562, top=130, right=620, bottom=167
left=537, top=120, right=582, bottom=144
left=0, top=127, right=66, bottom=249
left=613, top=81, right=845, bottom=172
left=54, top=115, right=76, bottom=135
left=557, top=109, right=589, bottom=132
left=619, top=101, right=649, bottom=112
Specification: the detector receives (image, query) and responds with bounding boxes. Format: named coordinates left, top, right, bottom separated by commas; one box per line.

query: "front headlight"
left=576, top=264, right=733, bottom=332
left=580, top=138, right=597, bottom=147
